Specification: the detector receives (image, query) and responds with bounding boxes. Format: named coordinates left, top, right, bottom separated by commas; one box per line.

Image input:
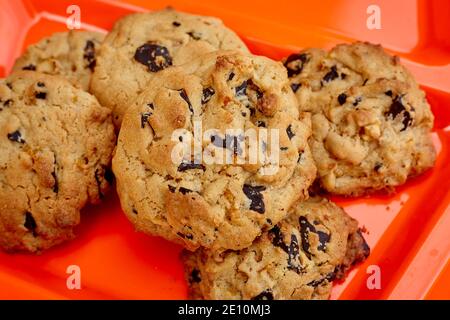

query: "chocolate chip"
left=179, top=187, right=193, bottom=195
left=132, top=208, right=138, bottom=214
left=235, top=80, right=248, bottom=97
left=286, top=124, right=295, bottom=140
left=307, top=272, right=336, bottom=287
left=189, top=269, right=201, bottom=283
left=51, top=158, right=58, bottom=193
left=374, top=162, right=383, bottom=172
left=186, top=31, right=201, bottom=40
left=256, top=120, right=266, bottom=128
left=299, top=217, right=330, bottom=257
left=323, top=66, right=339, bottom=82
left=168, top=185, right=176, bottom=193
left=179, top=89, right=193, bottom=113
left=284, top=53, right=308, bottom=78
left=147, top=103, right=155, bottom=110
left=385, top=95, right=412, bottom=131
left=280, top=147, right=288, bottom=151
left=178, top=162, right=206, bottom=172
left=338, top=93, right=347, bottom=105
left=201, top=87, right=215, bottom=104
left=177, top=232, right=193, bottom=240
left=35, top=92, right=46, bottom=99
left=83, top=40, right=96, bottom=71
left=134, top=43, right=173, bottom=72
left=172, top=21, right=181, bottom=27
left=353, top=96, right=362, bottom=106
left=385, top=90, right=393, bottom=97
left=341, top=73, right=347, bottom=80
left=140, top=112, right=153, bottom=128
left=22, top=64, right=36, bottom=71
left=7, top=130, right=25, bottom=144
left=228, top=72, right=235, bottom=81
left=290, top=83, right=301, bottom=93
left=362, top=78, right=369, bottom=86
left=241, top=112, right=247, bottom=117
left=251, top=289, right=273, bottom=300
left=37, top=82, right=45, bottom=88
left=243, top=184, right=266, bottom=214
left=24, top=212, right=37, bottom=236
left=211, top=134, right=243, bottom=156
left=3, top=99, right=12, bottom=107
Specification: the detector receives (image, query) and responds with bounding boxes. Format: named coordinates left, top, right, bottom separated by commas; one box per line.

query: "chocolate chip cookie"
left=182, top=197, right=370, bottom=300
left=90, top=8, right=249, bottom=127
left=113, top=51, right=316, bottom=252
left=285, top=42, right=436, bottom=196
left=13, top=31, right=105, bottom=91
left=0, top=71, right=115, bottom=252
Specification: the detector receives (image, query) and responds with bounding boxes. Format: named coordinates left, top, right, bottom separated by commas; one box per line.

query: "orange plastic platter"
left=0, top=0, right=449, bottom=300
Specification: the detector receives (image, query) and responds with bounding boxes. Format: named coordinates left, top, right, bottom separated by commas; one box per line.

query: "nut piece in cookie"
left=13, top=31, right=105, bottom=91
left=112, top=51, right=316, bottom=252
left=284, top=42, right=436, bottom=196
left=90, top=8, right=249, bottom=127
left=0, top=71, right=116, bottom=252
left=181, top=197, right=370, bottom=300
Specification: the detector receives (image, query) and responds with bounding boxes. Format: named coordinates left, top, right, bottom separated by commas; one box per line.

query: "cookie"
left=90, top=8, right=249, bottom=127
left=285, top=42, right=436, bottom=196
left=182, top=197, right=370, bottom=300
left=113, top=51, right=317, bottom=252
left=13, top=31, right=105, bottom=91
left=0, top=71, right=116, bottom=252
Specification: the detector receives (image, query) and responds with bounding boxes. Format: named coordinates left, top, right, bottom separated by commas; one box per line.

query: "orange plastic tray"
left=0, top=0, right=449, bottom=300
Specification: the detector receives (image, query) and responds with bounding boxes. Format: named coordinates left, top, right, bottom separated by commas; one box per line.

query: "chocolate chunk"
left=341, top=73, right=347, bottom=80
left=132, top=208, right=138, bottom=215
left=179, top=187, right=193, bottom=195
left=186, top=31, right=201, bottom=40
left=251, top=289, right=273, bottom=300
left=22, top=64, right=36, bottom=71
left=299, top=217, right=330, bottom=259
left=228, top=72, right=235, bottom=81
left=178, top=162, right=206, bottom=172
left=290, top=82, right=301, bottom=93
left=286, top=124, right=295, bottom=140
left=241, top=112, right=247, bottom=117
left=168, top=185, right=176, bottom=193
left=362, top=78, right=369, bottom=86
left=140, top=112, right=153, bottom=128
left=189, top=269, right=201, bottom=283
left=177, top=232, right=193, bottom=240
left=7, top=130, right=25, bottom=144
left=24, top=212, right=37, bottom=236
left=338, top=93, right=347, bottom=105
left=284, top=53, right=308, bottom=77
left=280, top=147, right=288, bottom=151
left=353, top=96, right=362, bottom=106
left=35, top=92, right=47, bottom=99
left=37, top=82, right=45, bottom=88
left=201, top=87, right=215, bottom=104
left=385, top=90, right=393, bottom=97
left=385, top=95, right=412, bottom=131
left=51, top=158, right=58, bottom=193
left=178, top=89, right=193, bottom=113
left=147, top=103, right=155, bottom=110
left=83, top=40, right=96, bottom=71
left=256, top=120, right=266, bottom=128
left=235, top=80, right=248, bottom=97
left=323, top=66, right=339, bottom=82
left=269, top=226, right=302, bottom=273
left=307, top=272, right=336, bottom=287
left=374, top=162, right=383, bottom=172
left=134, top=43, right=173, bottom=72
left=172, top=21, right=181, bottom=27
left=3, top=99, right=12, bottom=107
left=211, top=134, right=243, bottom=156
left=243, top=184, right=266, bottom=214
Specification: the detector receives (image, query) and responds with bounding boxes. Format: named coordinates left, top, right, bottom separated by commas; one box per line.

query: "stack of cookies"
left=0, top=8, right=435, bottom=300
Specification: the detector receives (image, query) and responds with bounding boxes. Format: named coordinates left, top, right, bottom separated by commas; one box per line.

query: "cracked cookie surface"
left=182, top=197, right=370, bottom=300
left=113, top=51, right=316, bottom=252
left=13, top=31, right=105, bottom=91
left=285, top=42, right=435, bottom=196
left=0, top=71, right=115, bottom=252
left=90, top=8, right=249, bottom=127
